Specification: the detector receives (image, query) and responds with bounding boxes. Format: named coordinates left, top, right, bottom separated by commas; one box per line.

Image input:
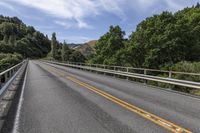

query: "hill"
left=68, top=40, right=97, bottom=57
left=0, top=15, right=51, bottom=71
left=0, top=15, right=51, bottom=58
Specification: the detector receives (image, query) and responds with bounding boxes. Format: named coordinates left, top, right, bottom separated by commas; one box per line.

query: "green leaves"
left=128, top=5, right=200, bottom=69
left=0, top=53, right=22, bottom=72
left=0, top=15, right=51, bottom=58
left=90, top=3, right=200, bottom=69
left=91, top=25, right=125, bottom=65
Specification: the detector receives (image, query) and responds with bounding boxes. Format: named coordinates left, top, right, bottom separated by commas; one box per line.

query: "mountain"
left=68, top=40, right=97, bottom=57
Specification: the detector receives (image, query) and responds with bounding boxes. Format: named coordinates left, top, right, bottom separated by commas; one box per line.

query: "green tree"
left=50, top=32, right=58, bottom=59
left=69, top=50, right=86, bottom=62
left=61, top=41, right=71, bottom=61
left=127, top=6, right=200, bottom=69
left=90, top=25, right=125, bottom=65
left=0, top=15, right=51, bottom=58
left=8, top=35, right=16, bottom=46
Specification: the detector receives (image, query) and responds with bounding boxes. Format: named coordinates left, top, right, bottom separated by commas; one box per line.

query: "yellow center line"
left=42, top=64, right=192, bottom=133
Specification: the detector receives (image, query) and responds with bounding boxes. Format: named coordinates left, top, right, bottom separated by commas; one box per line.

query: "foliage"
left=61, top=41, right=71, bottom=61
left=69, top=50, right=86, bottom=62
left=90, top=26, right=125, bottom=65
left=0, top=53, right=22, bottom=72
left=0, top=15, right=51, bottom=58
left=47, top=34, right=86, bottom=63
left=89, top=4, right=200, bottom=69
left=128, top=7, right=200, bottom=69
left=50, top=32, right=58, bottom=59
left=170, top=61, right=200, bottom=94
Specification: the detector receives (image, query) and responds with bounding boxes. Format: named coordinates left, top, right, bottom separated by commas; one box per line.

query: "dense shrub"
left=0, top=53, right=23, bottom=72
left=171, top=62, right=200, bottom=95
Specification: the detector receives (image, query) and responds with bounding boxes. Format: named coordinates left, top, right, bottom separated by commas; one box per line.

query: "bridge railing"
left=43, top=60, right=200, bottom=90
left=0, top=60, right=27, bottom=93
left=52, top=60, right=200, bottom=78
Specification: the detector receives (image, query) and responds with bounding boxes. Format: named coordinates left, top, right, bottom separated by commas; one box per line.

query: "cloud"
left=54, top=20, right=93, bottom=29
left=165, top=0, right=185, bottom=11
left=54, top=21, right=72, bottom=29
left=4, top=0, right=127, bottom=28
left=2, top=0, right=195, bottom=29
left=0, top=1, right=20, bottom=13
left=98, top=0, right=127, bottom=21
left=132, top=0, right=194, bottom=12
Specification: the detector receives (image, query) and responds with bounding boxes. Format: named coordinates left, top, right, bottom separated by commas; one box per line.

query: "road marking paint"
left=42, top=63, right=192, bottom=133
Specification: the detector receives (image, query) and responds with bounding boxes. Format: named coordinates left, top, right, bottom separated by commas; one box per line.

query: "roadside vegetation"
left=0, top=53, right=22, bottom=72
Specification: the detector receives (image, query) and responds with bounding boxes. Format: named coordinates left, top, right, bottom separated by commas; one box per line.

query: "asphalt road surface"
left=12, top=60, right=200, bottom=133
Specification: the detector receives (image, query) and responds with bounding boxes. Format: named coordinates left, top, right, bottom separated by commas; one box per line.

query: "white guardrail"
left=44, top=60, right=200, bottom=90
left=0, top=60, right=26, bottom=95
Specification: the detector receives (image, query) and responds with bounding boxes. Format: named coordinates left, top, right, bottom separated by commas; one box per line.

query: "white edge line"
left=12, top=63, right=28, bottom=133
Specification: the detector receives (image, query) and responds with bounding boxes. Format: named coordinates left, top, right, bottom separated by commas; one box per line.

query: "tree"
left=69, top=50, right=86, bottom=62
left=61, top=41, right=71, bottom=61
left=90, top=25, right=125, bottom=65
left=8, top=35, right=16, bottom=46
left=50, top=32, right=58, bottom=59
left=0, top=15, right=51, bottom=58
left=127, top=6, right=200, bottom=69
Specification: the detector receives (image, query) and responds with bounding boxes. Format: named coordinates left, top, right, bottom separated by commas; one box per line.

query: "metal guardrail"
left=0, top=60, right=26, bottom=90
left=44, top=60, right=200, bottom=90
left=67, top=61, right=200, bottom=77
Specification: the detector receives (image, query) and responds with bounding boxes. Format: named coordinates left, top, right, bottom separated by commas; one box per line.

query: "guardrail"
left=43, top=60, right=200, bottom=90
left=64, top=61, right=200, bottom=78
left=0, top=60, right=26, bottom=91
left=0, top=60, right=28, bottom=131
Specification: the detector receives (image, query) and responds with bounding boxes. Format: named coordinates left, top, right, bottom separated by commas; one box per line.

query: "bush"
left=171, top=61, right=200, bottom=94
left=0, top=53, right=23, bottom=72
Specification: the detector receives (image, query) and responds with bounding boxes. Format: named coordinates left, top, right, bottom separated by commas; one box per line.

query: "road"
left=12, top=60, right=200, bottom=133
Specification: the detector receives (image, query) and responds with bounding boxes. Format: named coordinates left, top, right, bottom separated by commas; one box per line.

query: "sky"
left=0, top=0, right=199, bottom=43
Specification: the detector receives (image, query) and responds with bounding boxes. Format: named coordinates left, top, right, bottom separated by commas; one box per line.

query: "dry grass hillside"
left=68, top=40, right=97, bottom=57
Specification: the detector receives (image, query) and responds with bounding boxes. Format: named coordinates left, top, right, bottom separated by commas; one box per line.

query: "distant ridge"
left=68, top=40, right=97, bottom=57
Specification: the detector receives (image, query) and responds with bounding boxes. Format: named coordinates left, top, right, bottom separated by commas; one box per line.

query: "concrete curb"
left=0, top=62, right=28, bottom=132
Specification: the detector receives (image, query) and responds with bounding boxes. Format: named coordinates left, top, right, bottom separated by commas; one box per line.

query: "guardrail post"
left=126, top=68, right=129, bottom=80
left=113, top=66, right=116, bottom=77
left=144, top=69, right=147, bottom=84
left=5, top=73, right=8, bottom=82
left=169, top=71, right=172, bottom=78
left=89, top=64, right=92, bottom=72
left=9, top=70, right=12, bottom=78
left=0, top=76, right=1, bottom=88
left=144, top=69, right=147, bottom=75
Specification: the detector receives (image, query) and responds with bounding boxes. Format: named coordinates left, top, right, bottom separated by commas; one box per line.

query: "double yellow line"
left=43, top=64, right=192, bottom=133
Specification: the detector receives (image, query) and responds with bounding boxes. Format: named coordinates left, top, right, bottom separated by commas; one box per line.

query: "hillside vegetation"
left=0, top=15, right=52, bottom=71
left=0, top=15, right=51, bottom=58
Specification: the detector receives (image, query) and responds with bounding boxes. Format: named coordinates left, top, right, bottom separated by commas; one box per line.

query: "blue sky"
left=0, top=0, right=199, bottom=43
